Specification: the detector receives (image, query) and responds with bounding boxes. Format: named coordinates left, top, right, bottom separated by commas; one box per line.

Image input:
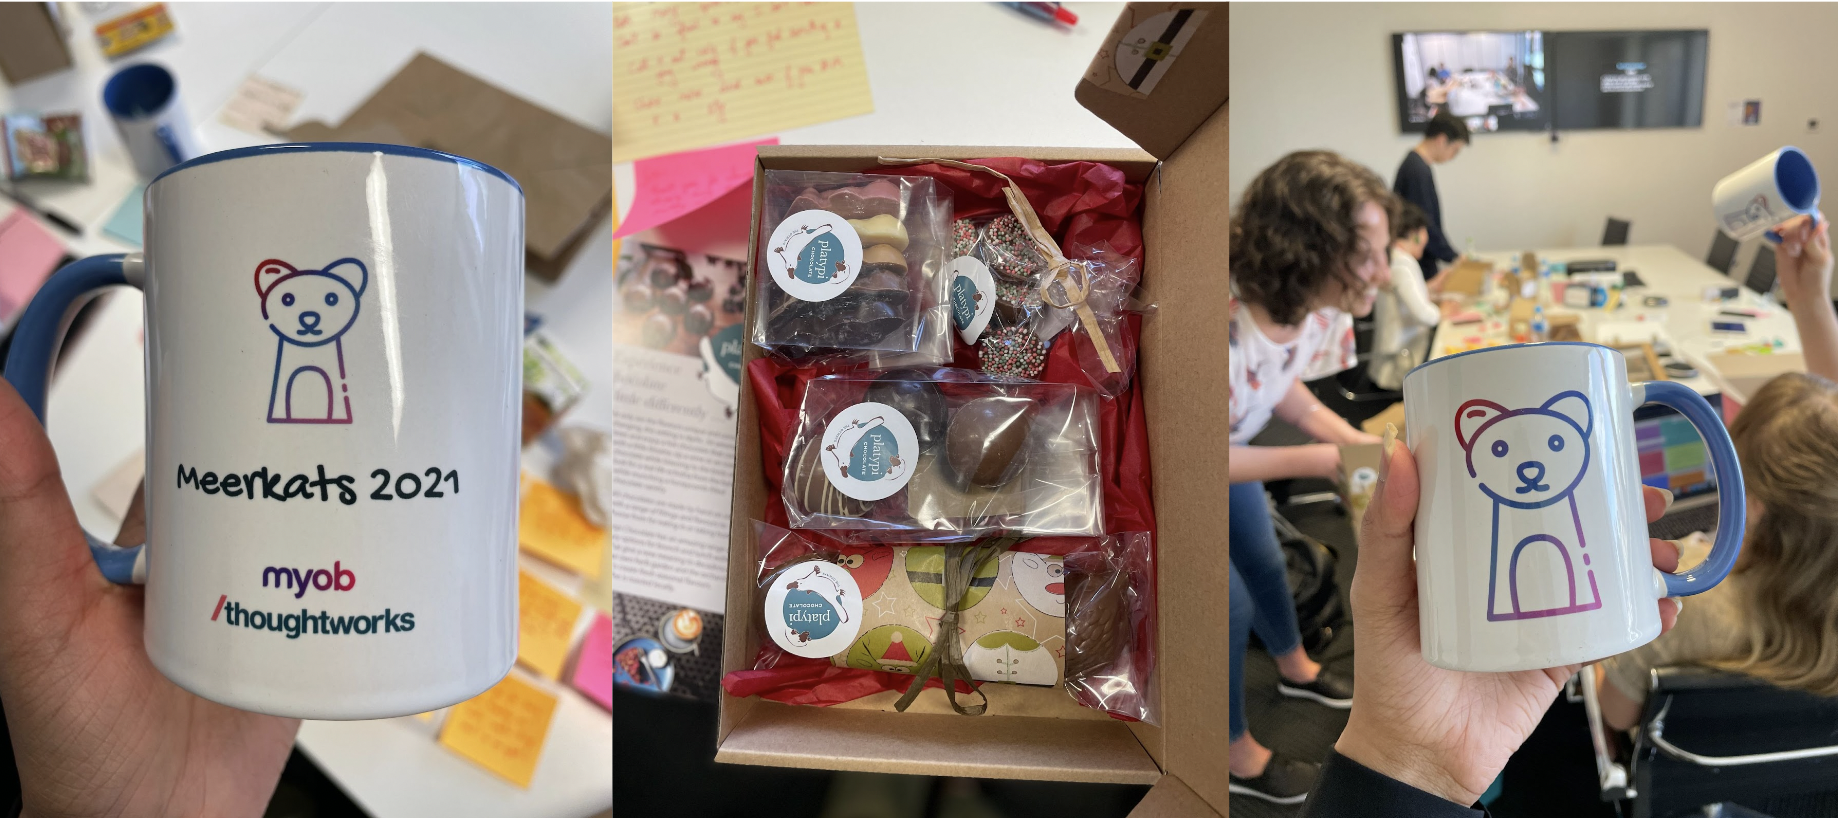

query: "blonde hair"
left=1718, top=372, right=1838, bottom=695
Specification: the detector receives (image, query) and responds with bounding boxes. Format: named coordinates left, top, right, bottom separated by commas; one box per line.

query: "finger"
left=1658, top=597, right=1681, bottom=634
left=1649, top=537, right=1682, bottom=573
left=1642, top=485, right=1674, bottom=523
left=1355, top=425, right=1420, bottom=615
left=0, top=380, right=103, bottom=633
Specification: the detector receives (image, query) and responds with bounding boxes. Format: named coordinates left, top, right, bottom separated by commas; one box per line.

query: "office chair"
left=1604, top=217, right=1632, bottom=246
left=1748, top=245, right=1778, bottom=296
left=1583, top=666, right=1838, bottom=818
left=1707, top=231, right=1741, bottom=276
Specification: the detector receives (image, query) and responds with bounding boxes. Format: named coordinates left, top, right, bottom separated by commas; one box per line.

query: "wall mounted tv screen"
left=1545, top=30, right=1708, bottom=130
left=1393, top=31, right=1550, bottom=134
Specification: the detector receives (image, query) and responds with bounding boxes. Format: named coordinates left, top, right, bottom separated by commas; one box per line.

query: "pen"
left=0, top=185, right=82, bottom=235
left=1000, top=2, right=1078, bottom=26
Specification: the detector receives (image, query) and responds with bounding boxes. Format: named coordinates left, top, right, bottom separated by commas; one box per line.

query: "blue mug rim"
left=103, top=63, right=177, bottom=120
left=148, top=143, right=524, bottom=196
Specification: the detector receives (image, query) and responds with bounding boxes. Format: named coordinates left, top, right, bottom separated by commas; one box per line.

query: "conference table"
left=1429, top=244, right=1804, bottom=403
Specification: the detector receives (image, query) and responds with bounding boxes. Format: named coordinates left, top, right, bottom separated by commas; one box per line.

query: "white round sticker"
left=820, top=401, right=920, bottom=501
left=765, top=560, right=864, bottom=658
left=949, top=256, right=997, bottom=345
left=765, top=209, right=863, bottom=302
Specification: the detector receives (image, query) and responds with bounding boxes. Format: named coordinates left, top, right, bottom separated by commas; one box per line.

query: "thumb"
left=1355, top=425, right=1421, bottom=617
left=0, top=379, right=104, bottom=633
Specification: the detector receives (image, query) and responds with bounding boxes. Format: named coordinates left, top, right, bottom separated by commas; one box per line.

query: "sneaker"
left=1229, top=752, right=1319, bottom=805
left=1277, top=666, right=1354, bottom=709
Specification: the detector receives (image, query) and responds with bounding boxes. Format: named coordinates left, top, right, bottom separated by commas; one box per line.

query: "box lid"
left=1074, top=3, right=1227, bottom=162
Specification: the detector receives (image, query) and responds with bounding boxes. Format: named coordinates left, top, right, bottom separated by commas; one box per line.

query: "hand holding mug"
left=1335, top=429, right=1683, bottom=805
left=1774, top=213, right=1833, bottom=305
left=0, top=382, right=297, bottom=816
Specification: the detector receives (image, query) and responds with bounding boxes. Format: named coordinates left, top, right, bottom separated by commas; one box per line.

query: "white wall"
left=1229, top=3, right=1838, bottom=268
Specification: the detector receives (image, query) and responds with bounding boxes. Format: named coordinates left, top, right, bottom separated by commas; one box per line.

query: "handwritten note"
left=438, top=673, right=559, bottom=788
left=572, top=611, right=613, bottom=710
left=611, top=137, right=776, bottom=239
left=519, top=478, right=609, bottom=578
left=612, top=3, right=874, bottom=163
left=0, top=210, right=67, bottom=322
left=518, top=570, right=584, bottom=680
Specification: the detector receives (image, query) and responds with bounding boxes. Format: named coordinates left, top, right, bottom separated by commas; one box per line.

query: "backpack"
left=1269, top=508, right=1345, bottom=653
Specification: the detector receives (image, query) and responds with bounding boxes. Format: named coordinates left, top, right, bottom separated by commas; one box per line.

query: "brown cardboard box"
left=716, top=4, right=1228, bottom=814
left=0, top=3, right=73, bottom=85
left=1440, top=258, right=1494, bottom=297
left=1704, top=351, right=1806, bottom=415
left=288, top=53, right=612, bottom=281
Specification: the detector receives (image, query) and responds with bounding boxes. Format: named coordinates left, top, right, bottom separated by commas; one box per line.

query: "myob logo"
left=261, top=561, right=356, bottom=599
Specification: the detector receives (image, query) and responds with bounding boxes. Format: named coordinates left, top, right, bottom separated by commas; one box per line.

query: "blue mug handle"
left=1764, top=210, right=1822, bottom=244
left=1634, top=381, right=1744, bottom=596
left=2, top=253, right=146, bottom=584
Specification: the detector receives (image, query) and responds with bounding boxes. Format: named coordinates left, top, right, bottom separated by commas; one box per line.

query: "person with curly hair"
left=1228, top=150, right=1396, bottom=804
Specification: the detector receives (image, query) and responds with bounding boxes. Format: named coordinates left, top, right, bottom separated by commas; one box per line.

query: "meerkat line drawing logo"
left=256, top=258, right=368, bottom=424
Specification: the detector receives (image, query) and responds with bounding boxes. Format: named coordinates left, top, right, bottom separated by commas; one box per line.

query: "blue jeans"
left=1230, top=480, right=1302, bottom=742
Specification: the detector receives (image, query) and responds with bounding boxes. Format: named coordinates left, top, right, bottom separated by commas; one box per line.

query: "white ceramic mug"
left=2, top=144, right=525, bottom=718
left=1712, top=146, right=1820, bottom=243
left=103, top=63, right=199, bottom=179
left=1403, top=343, right=1744, bottom=672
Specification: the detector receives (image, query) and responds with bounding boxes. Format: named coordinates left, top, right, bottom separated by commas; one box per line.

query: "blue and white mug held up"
left=2, top=144, right=526, bottom=719
left=1713, top=146, right=1821, bottom=244
left=1402, top=342, right=1744, bottom=672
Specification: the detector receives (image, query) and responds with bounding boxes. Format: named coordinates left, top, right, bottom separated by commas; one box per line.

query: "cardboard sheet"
left=612, top=2, right=874, bottom=163
left=288, top=53, right=613, bottom=281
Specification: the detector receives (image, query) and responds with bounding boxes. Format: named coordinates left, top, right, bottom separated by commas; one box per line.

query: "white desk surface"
left=1442, top=244, right=1803, bottom=398
left=4, top=4, right=612, bottom=817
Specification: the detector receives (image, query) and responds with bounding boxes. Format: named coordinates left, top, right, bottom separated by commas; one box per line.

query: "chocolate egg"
left=864, top=371, right=946, bottom=447
left=944, top=397, right=1037, bottom=489
left=787, top=439, right=870, bottom=519
left=683, top=303, right=714, bottom=336
left=686, top=277, right=714, bottom=303
left=658, top=285, right=689, bottom=316
left=1065, top=570, right=1127, bottom=680
left=641, top=313, right=675, bottom=348
left=620, top=280, right=654, bottom=312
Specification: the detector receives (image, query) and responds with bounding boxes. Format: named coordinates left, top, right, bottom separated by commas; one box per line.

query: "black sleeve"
left=1392, top=160, right=1459, bottom=265
left=1422, top=217, right=1458, bottom=265
left=1298, top=750, right=1487, bottom=818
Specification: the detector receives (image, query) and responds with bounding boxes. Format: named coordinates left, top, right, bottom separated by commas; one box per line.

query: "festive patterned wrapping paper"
left=829, top=546, right=1066, bottom=686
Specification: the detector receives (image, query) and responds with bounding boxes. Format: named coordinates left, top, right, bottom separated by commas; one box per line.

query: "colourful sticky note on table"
left=572, top=611, right=613, bottom=710
left=611, top=137, right=776, bottom=240
left=612, top=3, right=874, bottom=163
left=518, top=478, right=608, bottom=578
left=102, top=184, right=145, bottom=247
left=438, top=674, right=559, bottom=788
left=517, top=570, right=584, bottom=680
left=0, top=209, right=67, bottom=321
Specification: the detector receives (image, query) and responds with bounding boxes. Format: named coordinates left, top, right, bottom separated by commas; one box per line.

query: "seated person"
left=1368, top=202, right=1446, bottom=390
left=1596, top=372, right=1838, bottom=728
left=1597, top=212, right=1838, bottom=731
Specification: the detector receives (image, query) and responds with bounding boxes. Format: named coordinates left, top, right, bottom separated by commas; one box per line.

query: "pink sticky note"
left=611, top=137, right=777, bottom=240
left=0, top=210, right=68, bottom=321
left=571, top=611, right=612, bottom=710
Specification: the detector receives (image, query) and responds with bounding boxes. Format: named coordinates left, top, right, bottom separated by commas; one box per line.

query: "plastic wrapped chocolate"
left=744, top=524, right=1159, bottom=722
left=780, top=369, right=1103, bottom=539
left=753, top=171, right=952, bottom=363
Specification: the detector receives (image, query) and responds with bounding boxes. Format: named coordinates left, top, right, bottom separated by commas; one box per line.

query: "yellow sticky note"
left=518, top=570, right=584, bottom=680
left=439, top=674, right=559, bottom=788
left=518, top=479, right=608, bottom=578
left=612, top=2, right=875, bottom=163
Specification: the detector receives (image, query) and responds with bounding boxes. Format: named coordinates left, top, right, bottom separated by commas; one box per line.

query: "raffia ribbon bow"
left=878, top=157, right=1121, bottom=374
left=892, top=537, right=1019, bottom=716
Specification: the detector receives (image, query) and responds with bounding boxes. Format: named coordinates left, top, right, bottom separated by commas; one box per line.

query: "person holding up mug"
left=1228, top=150, right=1393, bottom=804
